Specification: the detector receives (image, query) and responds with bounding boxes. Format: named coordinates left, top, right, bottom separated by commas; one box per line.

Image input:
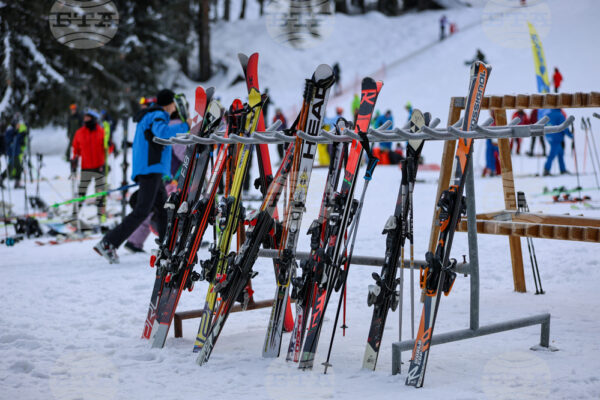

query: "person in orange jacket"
left=71, top=109, right=106, bottom=221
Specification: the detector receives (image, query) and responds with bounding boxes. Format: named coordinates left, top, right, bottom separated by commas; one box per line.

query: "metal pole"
left=465, top=158, right=479, bottom=331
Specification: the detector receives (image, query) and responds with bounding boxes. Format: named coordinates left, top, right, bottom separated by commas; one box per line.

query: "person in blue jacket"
left=94, top=89, right=190, bottom=263
left=540, top=108, right=573, bottom=176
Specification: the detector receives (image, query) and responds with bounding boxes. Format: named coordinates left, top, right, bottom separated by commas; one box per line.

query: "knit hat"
left=156, top=89, right=175, bottom=106
left=84, top=109, right=100, bottom=120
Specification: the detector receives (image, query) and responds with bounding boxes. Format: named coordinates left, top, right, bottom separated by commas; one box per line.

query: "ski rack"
left=393, top=91, right=600, bottom=378
left=154, top=115, right=574, bottom=146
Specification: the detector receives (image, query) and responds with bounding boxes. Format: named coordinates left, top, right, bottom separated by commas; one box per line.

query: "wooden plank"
left=428, top=102, right=461, bottom=252
left=456, top=92, right=600, bottom=111
left=173, top=299, right=281, bottom=338
left=457, top=219, right=600, bottom=243
left=495, top=109, right=526, bottom=293
left=471, top=210, right=600, bottom=228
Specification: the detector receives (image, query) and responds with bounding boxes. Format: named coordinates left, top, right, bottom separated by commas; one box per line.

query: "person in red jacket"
left=552, top=67, right=563, bottom=93
left=71, top=109, right=106, bottom=222
left=510, top=109, right=529, bottom=154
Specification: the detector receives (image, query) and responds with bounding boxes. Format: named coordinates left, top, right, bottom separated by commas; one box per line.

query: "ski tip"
left=376, top=80, right=384, bottom=92
left=313, top=64, right=334, bottom=83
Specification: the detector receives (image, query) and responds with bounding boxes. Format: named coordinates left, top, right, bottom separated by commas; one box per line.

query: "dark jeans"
left=104, top=173, right=167, bottom=248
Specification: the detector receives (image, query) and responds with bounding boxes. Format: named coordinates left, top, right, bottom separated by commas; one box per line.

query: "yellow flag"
left=527, top=22, right=550, bottom=93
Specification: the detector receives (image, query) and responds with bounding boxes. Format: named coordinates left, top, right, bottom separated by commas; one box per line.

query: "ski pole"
left=323, top=145, right=379, bottom=374
left=582, top=118, right=588, bottom=174
left=583, top=118, right=600, bottom=189
left=50, top=182, right=139, bottom=208
left=1, top=159, right=9, bottom=241
left=587, top=117, right=600, bottom=189
left=571, top=121, right=582, bottom=199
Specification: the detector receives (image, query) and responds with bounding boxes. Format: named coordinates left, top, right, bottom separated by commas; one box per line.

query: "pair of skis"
left=362, top=109, right=430, bottom=371
left=142, top=86, right=218, bottom=341
left=405, top=61, right=491, bottom=387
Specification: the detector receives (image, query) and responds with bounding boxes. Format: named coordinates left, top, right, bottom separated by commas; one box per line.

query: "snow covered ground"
left=3, top=0, right=600, bottom=399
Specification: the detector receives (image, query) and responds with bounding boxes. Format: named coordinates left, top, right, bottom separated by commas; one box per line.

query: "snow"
left=2, top=0, right=600, bottom=399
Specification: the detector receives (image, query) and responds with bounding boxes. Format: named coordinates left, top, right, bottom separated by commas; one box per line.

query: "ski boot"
left=94, top=239, right=120, bottom=264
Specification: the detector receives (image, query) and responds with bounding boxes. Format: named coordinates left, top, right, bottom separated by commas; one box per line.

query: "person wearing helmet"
left=71, top=109, right=107, bottom=221
left=94, top=89, right=190, bottom=263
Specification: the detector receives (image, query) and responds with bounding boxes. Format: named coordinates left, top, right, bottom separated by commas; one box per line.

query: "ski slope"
left=4, top=1, right=600, bottom=399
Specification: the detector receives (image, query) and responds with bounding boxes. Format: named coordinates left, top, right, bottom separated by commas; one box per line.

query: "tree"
left=0, top=1, right=199, bottom=127
left=197, top=0, right=212, bottom=81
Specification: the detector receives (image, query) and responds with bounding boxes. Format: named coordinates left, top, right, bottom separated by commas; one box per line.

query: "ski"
left=240, top=53, right=295, bottom=332
left=298, top=77, right=383, bottom=370
left=197, top=141, right=297, bottom=365
left=362, top=109, right=428, bottom=371
left=142, top=86, right=213, bottom=340
left=287, top=121, right=348, bottom=362
left=150, top=98, right=225, bottom=348
left=406, top=61, right=491, bottom=387
left=193, top=53, right=263, bottom=354
left=263, top=64, right=335, bottom=358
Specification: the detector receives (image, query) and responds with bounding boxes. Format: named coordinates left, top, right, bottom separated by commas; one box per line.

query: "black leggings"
left=104, top=173, right=167, bottom=248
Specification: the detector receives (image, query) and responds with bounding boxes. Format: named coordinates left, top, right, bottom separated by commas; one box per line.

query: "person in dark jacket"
left=66, top=104, right=83, bottom=161
left=527, top=109, right=546, bottom=156
left=332, top=63, right=341, bottom=96
left=440, top=15, right=448, bottom=41
left=94, top=89, right=190, bottom=263
left=71, top=109, right=107, bottom=221
left=3, top=118, right=28, bottom=188
left=541, top=108, right=573, bottom=175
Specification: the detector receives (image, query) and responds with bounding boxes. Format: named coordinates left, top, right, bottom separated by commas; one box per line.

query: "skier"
left=439, top=15, right=448, bottom=40
left=541, top=108, right=573, bottom=176
left=273, top=108, right=288, bottom=161
left=405, top=101, right=413, bottom=120
left=262, top=88, right=271, bottom=122
left=71, top=109, right=107, bottom=222
left=510, top=109, right=529, bottom=154
left=465, top=49, right=487, bottom=65
left=552, top=67, right=563, bottom=93
left=351, top=94, right=360, bottom=122
left=124, top=111, right=186, bottom=253
left=94, top=89, right=190, bottom=263
left=332, top=62, right=342, bottom=96
left=373, top=110, right=396, bottom=164
left=66, top=104, right=83, bottom=161
left=4, top=117, right=28, bottom=189
left=527, top=109, right=547, bottom=156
